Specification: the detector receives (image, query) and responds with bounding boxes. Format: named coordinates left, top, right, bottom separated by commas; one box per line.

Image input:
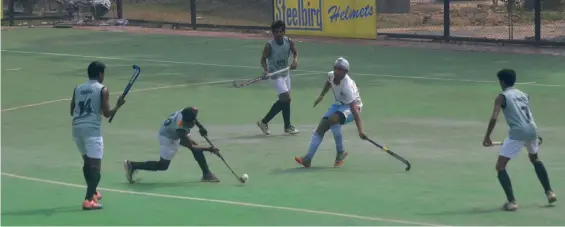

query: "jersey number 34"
left=78, top=98, right=93, bottom=116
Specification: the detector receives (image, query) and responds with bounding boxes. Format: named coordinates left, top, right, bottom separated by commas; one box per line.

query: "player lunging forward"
left=482, top=69, right=557, bottom=211
left=295, top=57, right=367, bottom=168
left=71, top=61, right=125, bottom=210
left=256, top=20, right=299, bottom=135
left=124, top=107, right=221, bottom=183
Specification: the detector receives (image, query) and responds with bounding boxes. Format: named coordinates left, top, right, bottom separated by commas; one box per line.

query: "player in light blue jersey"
left=482, top=69, right=556, bottom=211
left=71, top=61, right=125, bottom=210
left=295, top=57, right=367, bottom=168
left=256, top=20, right=300, bottom=135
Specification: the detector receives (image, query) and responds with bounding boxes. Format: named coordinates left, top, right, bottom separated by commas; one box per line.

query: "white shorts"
left=72, top=126, right=103, bottom=159
left=271, top=73, right=291, bottom=95
left=499, top=137, right=539, bottom=159
left=159, top=135, right=181, bottom=160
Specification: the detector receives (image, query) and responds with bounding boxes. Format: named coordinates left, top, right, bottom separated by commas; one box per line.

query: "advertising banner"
left=273, top=0, right=377, bottom=39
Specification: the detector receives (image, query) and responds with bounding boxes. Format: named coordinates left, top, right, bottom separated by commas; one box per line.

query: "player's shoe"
left=82, top=200, right=103, bottom=210
left=295, top=156, right=311, bottom=168
left=257, top=120, right=271, bottom=135
left=334, top=151, right=348, bottom=167
left=547, top=191, right=557, bottom=204
left=201, top=173, right=220, bottom=182
left=123, top=160, right=137, bottom=184
left=284, top=125, right=299, bottom=135
left=94, top=191, right=102, bottom=202
left=501, top=201, right=519, bottom=211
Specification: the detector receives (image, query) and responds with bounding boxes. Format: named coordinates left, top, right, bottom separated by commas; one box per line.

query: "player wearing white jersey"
left=482, top=69, right=556, bottom=211
left=71, top=61, right=125, bottom=210
left=256, top=20, right=300, bottom=135
left=124, top=106, right=221, bottom=183
left=295, top=57, right=367, bottom=168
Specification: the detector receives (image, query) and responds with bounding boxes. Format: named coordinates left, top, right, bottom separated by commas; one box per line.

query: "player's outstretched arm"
left=289, top=39, right=298, bottom=69
left=176, top=129, right=215, bottom=152
left=70, top=87, right=77, bottom=116
left=101, top=87, right=125, bottom=118
left=195, top=119, right=208, bottom=137
left=260, top=43, right=270, bottom=75
left=314, top=81, right=331, bottom=107
left=349, top=101, right=366, bottom=140
left=483, top=94, right=504, bottom=146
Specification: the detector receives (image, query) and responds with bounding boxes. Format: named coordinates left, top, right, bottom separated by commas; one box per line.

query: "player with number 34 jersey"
left=71, top=61, right=125, bottom=210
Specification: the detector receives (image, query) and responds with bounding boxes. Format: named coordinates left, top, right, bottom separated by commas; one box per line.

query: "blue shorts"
left=323, top=104, right=356, bottom=125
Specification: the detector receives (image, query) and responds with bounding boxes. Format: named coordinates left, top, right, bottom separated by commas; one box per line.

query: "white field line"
left=3, top=50, right=564, bottom=88
left=1, top=173, right=444, bottom=226
left=0, top=72, right=319, bottom=112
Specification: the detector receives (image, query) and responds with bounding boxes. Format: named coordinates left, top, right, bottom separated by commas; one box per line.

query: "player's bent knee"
left=495, top=156, right=510, bottom=171
left=528, top=153, right=539, bottom=163
left=157, top=158, right=171, bottom=171
left=316, top=119, right=332, bottom=134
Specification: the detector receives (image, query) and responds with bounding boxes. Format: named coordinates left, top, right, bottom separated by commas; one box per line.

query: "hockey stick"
left=109, top=65, right=141, bottom=123
left=232, top=67, right=290, bottom=88
left=365, top=138, right=411, bottom=171
left=490, top=136, right=543, bottom=146
left=203, top=136, right=246, bottom=183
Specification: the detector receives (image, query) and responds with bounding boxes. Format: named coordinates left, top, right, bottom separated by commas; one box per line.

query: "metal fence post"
left=9, top=0, right=14, bottom=26
left=190, top=0, right=196, bottom=30
left=444, top=0, right=450, bottom=38
left=116, top=0, right=123, bottom=19
left=534, top=0, right=541, bottom=42
left=272, top=0, right=276, bottom=23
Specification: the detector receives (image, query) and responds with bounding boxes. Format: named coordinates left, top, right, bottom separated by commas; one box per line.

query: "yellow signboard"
left=273, top=0, right=377, bottom=39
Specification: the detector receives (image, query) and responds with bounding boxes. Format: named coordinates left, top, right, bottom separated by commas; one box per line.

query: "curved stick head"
left=405, top=164, right=411, bottom=171
left=132, top=65, right=141, bottom=71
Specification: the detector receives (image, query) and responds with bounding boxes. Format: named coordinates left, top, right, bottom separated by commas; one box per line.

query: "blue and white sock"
left=331, top=124, right=344, bottom=153
left=305, top=132, right=324, bottom=160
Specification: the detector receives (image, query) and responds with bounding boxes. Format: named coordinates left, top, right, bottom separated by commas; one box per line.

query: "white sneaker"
left=257, top=120, right=271, bottom=135
left=547, top=191, right=557, bottom=204
left=501, top=201, right=519, bottom=211
left=284, top=125, right=299, bottom=135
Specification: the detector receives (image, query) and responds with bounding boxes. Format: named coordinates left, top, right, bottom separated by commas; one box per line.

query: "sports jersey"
left=500, top=87, right=537, bottom=140
left=158, top=110, right=194, bottom=140
left=72, top=80, right=104, bottom=129
left=267, top=37, right=291, bottom=79
left=327, top=71, right=363, bottom=108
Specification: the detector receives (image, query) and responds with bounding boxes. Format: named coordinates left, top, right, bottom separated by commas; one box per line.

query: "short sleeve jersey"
left=328, top=71, right=363, bottom=108
left=158, top=110, right=194, bottom=140
left=267, top=37, right=291, bottom=78
left=500, top=87, right=538, bottom=140
left=72, top=80, right=104, bottom=129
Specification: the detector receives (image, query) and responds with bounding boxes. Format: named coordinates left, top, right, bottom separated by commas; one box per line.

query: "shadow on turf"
left=122, top=181, right=203, bottom=190
left=418, top=203, right=556, bottom=215
left=212, top=133, right=295, bottom=143
left=1, top=205, right=82, bottom=217
left=270, top=166, right=337, bottom=174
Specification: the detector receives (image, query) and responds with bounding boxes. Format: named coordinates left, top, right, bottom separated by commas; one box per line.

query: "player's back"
left=501, top=87, right=537, bottom=140
left=158, top=110, right=184, bottom=140
left=72, top=80, right=104, bottom=132
left=267, top=37, right=291, bottom=76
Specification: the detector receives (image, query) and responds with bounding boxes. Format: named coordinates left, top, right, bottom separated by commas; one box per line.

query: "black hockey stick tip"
left=365, top=138, right=411, bottom=171
left=203, top=136, right=246, bottom=183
